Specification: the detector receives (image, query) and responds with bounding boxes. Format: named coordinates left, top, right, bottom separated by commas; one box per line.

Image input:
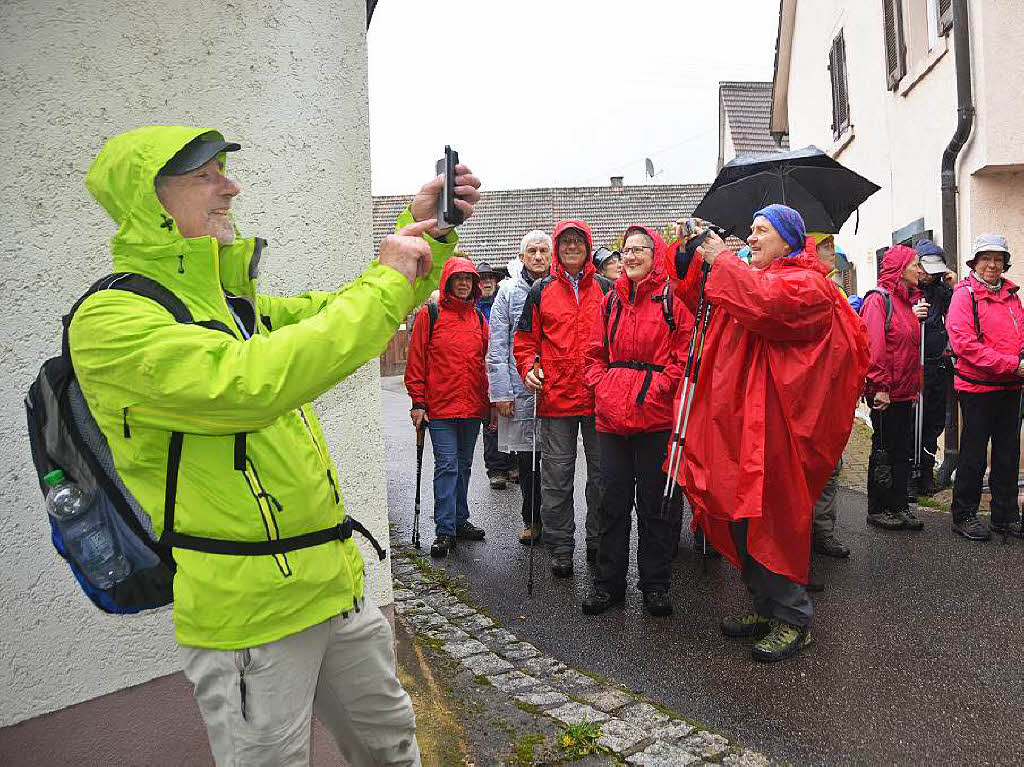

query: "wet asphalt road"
left=379, top=377, right=1024, bottom=765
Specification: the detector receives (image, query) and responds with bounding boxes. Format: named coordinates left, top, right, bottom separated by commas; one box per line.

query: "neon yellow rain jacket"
left=71, top=126, right=454, bottom=648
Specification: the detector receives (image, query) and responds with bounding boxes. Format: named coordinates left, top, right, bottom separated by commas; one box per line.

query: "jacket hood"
left=440, top=257, right=481, bottom=306
left=768, top=236, right=830, bottom=277
left=618, top=225, right=669, bottom=295
left=552, top=220, right=595, bottom=280
left=85, top=126, right=258, bottom=304
left=878, top=244, right=920, bottom=303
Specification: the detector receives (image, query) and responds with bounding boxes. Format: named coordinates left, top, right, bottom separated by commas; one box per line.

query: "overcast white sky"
left=367, top=0, right=780, bottom=195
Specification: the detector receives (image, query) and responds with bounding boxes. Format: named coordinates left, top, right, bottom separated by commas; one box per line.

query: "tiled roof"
left=720, top=81, right=790, bottom=157
left=373, top=184, right=710, bottom=267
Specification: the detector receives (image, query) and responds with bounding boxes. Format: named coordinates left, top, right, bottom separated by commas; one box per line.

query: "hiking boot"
left=581, top=589, right=623, bottom=615
left=813, top=533, right=850, bottom=558
left=518, top=524, right=542, bottom=545
left=430, top=535, right=456, bottom=558
left=990, top=521, right=1024, bottom=540
left=455, top=521, right=486, bottom=541
left=488, top=473, right=507, bottom=490
left=953, top=516, right=991, bottom=541
left=720, top=612, right=773, bottom=639
left=551, top=557, right=573, bottom=578
left=586, top=546, right=598, bottom=564
left=893, top=507, right=924, bottom=531
left=866, top=510, right=904, bottom=530
left=642, top=591, right=673, bottom=617
left=751, top=622, right=812, bottom=663
left=507, top=467, right=520, bottom=483
left=806, top=569, right=825, bottom=593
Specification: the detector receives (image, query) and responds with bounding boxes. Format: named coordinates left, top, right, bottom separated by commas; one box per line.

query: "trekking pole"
left=412, top=422, right=425, bottom=549
left=913, top=301, right=925, bottom=494
left=660, top=263, right=712, bottom=518
left=527, top=354, right=541, bottom=596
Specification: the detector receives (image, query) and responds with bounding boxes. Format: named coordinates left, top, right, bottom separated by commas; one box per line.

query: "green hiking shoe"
left=720, top=612, right=773, bottom=639
left=751, top=621, right=812, bottom=663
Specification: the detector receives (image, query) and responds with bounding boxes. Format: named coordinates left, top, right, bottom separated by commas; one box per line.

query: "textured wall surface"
left=0, top=0, right=391, bottom=727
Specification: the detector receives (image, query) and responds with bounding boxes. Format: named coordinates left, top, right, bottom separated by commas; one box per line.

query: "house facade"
left=771, top=0, right=1024, bottom=293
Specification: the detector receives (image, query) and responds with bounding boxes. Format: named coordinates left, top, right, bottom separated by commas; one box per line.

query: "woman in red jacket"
left=947, top=235, right=1024, bottom=541
left=581, top=226, right=691, bottom=617
left=862, top=245, right=928, bottom=532
left=405, top=258, right=490, bottom=557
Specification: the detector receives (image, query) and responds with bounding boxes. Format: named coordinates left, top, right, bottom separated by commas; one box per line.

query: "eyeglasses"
left=621, top=246, right=653, bottom=256
left=560, top=234, right=585, bottom=245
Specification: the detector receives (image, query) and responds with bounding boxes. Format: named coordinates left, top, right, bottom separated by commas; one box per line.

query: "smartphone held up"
left=435, top=145, right=466, bottom=230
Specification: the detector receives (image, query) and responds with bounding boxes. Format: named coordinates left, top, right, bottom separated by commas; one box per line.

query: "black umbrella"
left=693, top=145, right=881, bottom=238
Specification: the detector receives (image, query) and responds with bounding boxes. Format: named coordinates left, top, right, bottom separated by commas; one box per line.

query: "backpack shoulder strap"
left=517, top=275, right=554, bottom=334
left=62, top=272, right=194, bottom=358
left=659, top=282, right=676, bottom=333
left=427, top=301, right=439, bottom=341
left=862, top=287, right=893, bottom=335
left=963, top=284, right=982, bottom=341
left=475, top=307, right=486, bottom=332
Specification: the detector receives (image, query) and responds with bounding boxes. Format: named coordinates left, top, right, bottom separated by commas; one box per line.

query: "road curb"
left=392, top=544, right=772, bottom=766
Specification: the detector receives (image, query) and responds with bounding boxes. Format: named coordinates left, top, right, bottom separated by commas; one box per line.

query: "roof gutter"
left=938, top=0, right=975, bottom=486
left=770, top=0, right=797, bottom=143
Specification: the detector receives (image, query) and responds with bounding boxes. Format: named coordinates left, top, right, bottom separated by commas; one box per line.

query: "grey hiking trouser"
left=539, top=415, right=602, bottom=557
left=730, top=520, right=813, bottom=629
left=812, top=458, right=843, bottom=537
left=180, top=600, right=420, bottom=767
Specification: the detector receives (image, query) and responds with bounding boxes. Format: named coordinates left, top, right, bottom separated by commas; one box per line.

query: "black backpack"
left=26, top=273, right=385, bottom=614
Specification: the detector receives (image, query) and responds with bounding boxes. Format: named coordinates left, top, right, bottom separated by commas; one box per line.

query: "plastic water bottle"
left=44, top=470, right=130, bottom=589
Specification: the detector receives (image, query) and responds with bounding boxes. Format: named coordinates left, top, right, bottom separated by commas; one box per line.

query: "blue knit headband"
left=754, top=204, right=806, bottom=254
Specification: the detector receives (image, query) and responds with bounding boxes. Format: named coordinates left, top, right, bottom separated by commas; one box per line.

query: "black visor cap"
left=159, top=136, right=241, bottom=176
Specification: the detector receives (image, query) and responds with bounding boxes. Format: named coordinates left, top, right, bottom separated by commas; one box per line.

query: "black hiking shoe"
left=581, top=589, right=624, bottom=615
left=488, top=473, right=507, bottom=490
left=720, top=612, right=773, bottom=639
left=642, top=591, right=673, bottom=617
left=813, top=534, right=850, bottom=558
left=892, top=507, right=924, bottom=531
left=990, top=521, right=1024, bottom=540
left=953, top=516, right=991, bottom=541
left=551, top=557, right=573, bottom=578
left=806, top=568, right=825, bottom=593
left=455, top=521, right=486, bottom=541
left=430, top=536, right=456, bottom=558
left=867, top=510, right=905, bottom=530
left=751, top=622, right=812, bottom=663
left=914, top=471, right=938, bottom=496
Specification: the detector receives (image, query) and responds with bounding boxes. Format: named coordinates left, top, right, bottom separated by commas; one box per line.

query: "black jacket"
left=919, top=279, right=953, bottom=360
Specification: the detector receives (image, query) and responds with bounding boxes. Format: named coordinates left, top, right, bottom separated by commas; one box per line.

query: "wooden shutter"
left=829, top=32, right=851, bottom=140
left=883, top=0, right=907, bottom=90
left=938, top=0, right=953, bottom=35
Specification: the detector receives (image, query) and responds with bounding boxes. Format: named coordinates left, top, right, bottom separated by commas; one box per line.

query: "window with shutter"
left=883, top=0, right=907, bottom=90
left=938, top=0, right=953, bottom=34
left=829, top=31, right=851, bottom=140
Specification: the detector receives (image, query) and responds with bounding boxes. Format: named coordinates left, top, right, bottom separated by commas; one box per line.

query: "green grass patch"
left=508, top=732, right=545, bottom=767
left=474, top=674, right=492, bottom=686
left=514, top=700, right=543, bottom=715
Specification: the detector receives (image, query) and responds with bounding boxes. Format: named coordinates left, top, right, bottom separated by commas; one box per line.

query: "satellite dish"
left=645, top=158, right=655, bottom=178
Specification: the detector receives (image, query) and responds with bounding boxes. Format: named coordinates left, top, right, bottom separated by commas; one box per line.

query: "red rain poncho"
left=669, top=237, right=869, bottom=583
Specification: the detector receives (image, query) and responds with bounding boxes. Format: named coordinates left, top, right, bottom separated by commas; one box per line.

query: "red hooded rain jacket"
left=405, top=257, right=490, bottom=420
left=669, top=238, right=869, bottom=583
left=585, top=227, right=693, bottom=435
left=514, top=220, right=609, bottom=418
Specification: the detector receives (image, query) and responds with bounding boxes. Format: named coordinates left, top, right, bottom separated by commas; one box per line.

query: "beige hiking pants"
left=180, top=599, right=420, bottom=767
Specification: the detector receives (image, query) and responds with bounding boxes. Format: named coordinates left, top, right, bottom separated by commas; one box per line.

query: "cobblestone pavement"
left=392, top=550, right=770, bottom=767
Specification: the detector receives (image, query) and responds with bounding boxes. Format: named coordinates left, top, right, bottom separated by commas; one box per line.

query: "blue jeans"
left=428, top=418, right=481, bottom=537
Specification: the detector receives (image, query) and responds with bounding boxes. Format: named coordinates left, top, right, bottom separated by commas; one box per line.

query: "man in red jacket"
left=671, top=205, right=868, bottom=662
left=405, top=257, right=490, bottom=557
left=515, top=220, right=607, bottom=577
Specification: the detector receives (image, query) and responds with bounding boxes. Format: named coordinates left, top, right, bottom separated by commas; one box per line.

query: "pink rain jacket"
left=862, top=245, right=922, bottom=403
left=947, top=272, right=1024, bottom=393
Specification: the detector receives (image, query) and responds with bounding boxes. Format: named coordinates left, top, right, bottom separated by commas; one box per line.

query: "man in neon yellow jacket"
left=70, top=126, right=480, bottom=766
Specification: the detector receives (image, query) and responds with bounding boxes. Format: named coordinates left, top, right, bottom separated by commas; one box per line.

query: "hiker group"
left=404, top=205, right=1024, bottom=663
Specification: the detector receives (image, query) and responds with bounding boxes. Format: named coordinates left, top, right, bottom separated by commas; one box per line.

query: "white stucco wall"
left=783, top=0, right=1024, bottom=287
left=0, top=0, right=390, bottom=727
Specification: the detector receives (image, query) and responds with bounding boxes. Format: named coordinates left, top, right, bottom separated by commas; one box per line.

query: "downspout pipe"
left=938, top=0, right=975, bottom=487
